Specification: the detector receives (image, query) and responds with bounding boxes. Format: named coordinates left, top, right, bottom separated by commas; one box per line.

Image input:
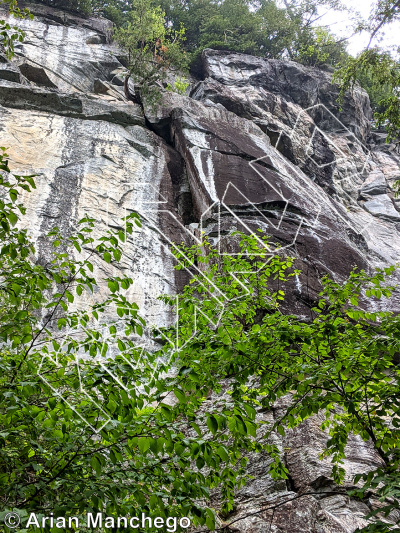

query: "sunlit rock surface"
left=1, top=4, right=400, bottom=531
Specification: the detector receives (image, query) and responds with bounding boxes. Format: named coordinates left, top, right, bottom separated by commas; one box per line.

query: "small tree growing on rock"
left=114, top=0, right=188, bottom=105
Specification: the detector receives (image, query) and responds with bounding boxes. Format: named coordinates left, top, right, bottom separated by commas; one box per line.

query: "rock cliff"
left=1, top=3, right=400, bottom=531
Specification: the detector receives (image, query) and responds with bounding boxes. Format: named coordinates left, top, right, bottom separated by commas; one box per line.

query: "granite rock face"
left=1, top=4, right=400, bottom=531
left=146, top=51, right=400, bottom=314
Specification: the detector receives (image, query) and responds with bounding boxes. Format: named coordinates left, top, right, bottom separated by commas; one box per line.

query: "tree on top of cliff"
left=93, top=0, right=130, bottom=25
left=26, top=0, right=348, bottom=69
left=278, top=0, right=347, bottom=63
left=114, top=0, right=188, bottom=104
left=27, top=0, right=126, bottom=19
left=334, top=0, right=400, bottom=142
left=158, top=0, right=348, bottom=68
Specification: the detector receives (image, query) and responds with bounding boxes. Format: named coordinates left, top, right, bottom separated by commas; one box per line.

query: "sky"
left=317, top=0, right=400, bottom=56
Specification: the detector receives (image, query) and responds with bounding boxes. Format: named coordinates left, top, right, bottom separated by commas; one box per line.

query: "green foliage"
left=2, top=138, right=400, bottom=528
left=333, top=0, right=400, bottom=142
left=94, top=0, right=130, bottom=25
left=3, top=0, right=348, bottom=72
left=0, top=0, right=32, bottom=59
left=159, top=0, right=348, bottom=68
left=32, top=0, right=128, bottom=18
left=33, top=0, right=93, bottom=15
left=0, top=149, right=253, bottom=531
left=296, top=26, right=346, bottom=66
left=166, top=76, right=189, bottom=94
left=334, top=49, right=400, bottom=140
left=355, top=66, right=393, bottom=116
left=279, top=0, right=348, bottom=64
left=114, top=0, right=188, bottom=105
left=156, top=232, right=400, bottom=530
left=194, top=0, right=272, bottom=56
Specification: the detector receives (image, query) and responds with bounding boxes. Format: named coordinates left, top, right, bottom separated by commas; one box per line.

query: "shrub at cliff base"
left=1, top=146, right=400, bottom=531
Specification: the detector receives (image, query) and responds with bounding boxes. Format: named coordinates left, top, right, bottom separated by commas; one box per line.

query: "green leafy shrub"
left=166, top=76, right=189, bottom=94
left=32, top=0, right=92, bottom=15
left=114, top=0, right=188, bottom=105
left=0, top=0, right=32, bottom=59
left=2, top=142, right=400, bottom=529
left=296, top=26, right=347, bottom=67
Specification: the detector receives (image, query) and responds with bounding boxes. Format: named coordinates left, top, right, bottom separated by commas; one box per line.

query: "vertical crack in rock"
left=2, top=5, right=400, bottom=530
left=36, top=119, right=84, bottom=265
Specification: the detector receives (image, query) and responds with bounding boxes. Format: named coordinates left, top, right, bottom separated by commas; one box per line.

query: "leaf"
left=174, top=388, right=186, bottom=403
left=7, top=211, right=18, bottom=226
left=196, top=456, right=205, bottom=470
left=217, top=445, right=229, bottom=462
left=108, top=280, right=119, bottom=293
left=138, top=437, right=150, bottom=454
left=243, top=403, right=256, bottom=420
left=91, top=456, right=101, bottom=476
left=205, top=508, right=215, bottom=530
left=107, top=399, right=117, bottom=413
left=191, top=421, right=202, bottom=436
left=65, top=290, right=74, bottom=303
left=207, top=415, right=218, bottom=435
left=48, top=397, right=57, bottom=410
left=245, top=420, right=257, bottom=438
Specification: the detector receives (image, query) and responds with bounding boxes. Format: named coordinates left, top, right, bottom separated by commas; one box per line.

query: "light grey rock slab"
left=1, top=6, right=120, bottom=94
left=360, top=169, right=387, bottom=197
left=0, top=80, right=144, bottom=125
left=0, top=105, right=186, bottom=326
left=363, top=194, right=400, bottom=222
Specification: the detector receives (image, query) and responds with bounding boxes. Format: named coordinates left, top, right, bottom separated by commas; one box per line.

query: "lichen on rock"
left=1, top=3, right=400, bottom=530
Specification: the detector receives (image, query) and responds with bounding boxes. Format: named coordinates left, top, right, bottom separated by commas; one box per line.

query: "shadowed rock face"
left=1, top=4, right=400, bottom=531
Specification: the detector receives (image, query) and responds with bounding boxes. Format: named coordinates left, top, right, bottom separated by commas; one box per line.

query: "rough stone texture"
left=146, top=78, right=400, bottom=314
left=19, top=60, right=58, bottom=87
left=0, top=62, right=24, bottom=83
left=1, top=4, right=400, bottom=531
left=199, top=49, right=371, bottom=141
left=1, top=105, right=188, bottom=325
left=10, top=2, right=118, bottom=93
left=359, top=169, right=387, bottom=197
left=0, top=80, right=144, bottom=125
left=363, top=194, right=400, bottom=222
left=0, top=4, right=187, bottom=327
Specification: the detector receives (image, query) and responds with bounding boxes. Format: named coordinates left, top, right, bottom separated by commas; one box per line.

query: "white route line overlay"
left=269, top=103, right=376, bottom=242
left=37, top=106, right=365, bottom=431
